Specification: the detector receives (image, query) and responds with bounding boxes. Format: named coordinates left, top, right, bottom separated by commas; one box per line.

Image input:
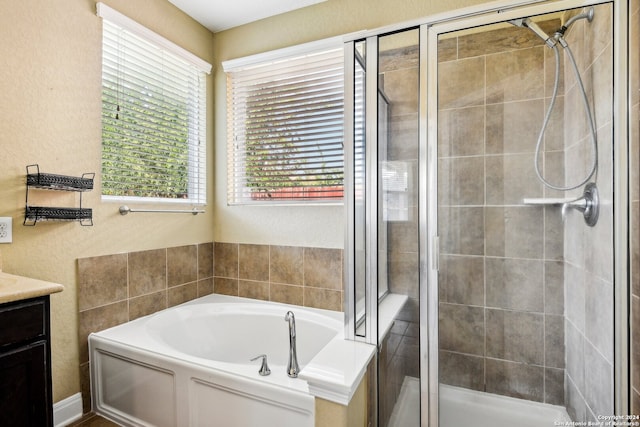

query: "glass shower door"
left=430, top=3, right=615, bottom=426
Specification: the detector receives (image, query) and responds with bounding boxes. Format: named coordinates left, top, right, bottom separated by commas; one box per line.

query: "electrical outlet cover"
left=0, top=217, right=13, bottom=243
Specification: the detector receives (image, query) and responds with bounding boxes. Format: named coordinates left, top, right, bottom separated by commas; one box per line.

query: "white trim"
left=222, top=36, right=344, bottom=72
left=96, top=2, right=211, bottom=74
left=53, top=392, right=83, bottom=427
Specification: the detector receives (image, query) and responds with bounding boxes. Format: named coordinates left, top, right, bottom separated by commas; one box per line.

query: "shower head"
left=559, top=7, right=595, bottom=34
left=508, top=17, right=556, bottom=48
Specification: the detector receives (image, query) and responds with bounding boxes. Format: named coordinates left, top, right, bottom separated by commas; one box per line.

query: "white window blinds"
left=98, top=3, right=210, bottom=205
left=226, top=47, right=344, bottom=204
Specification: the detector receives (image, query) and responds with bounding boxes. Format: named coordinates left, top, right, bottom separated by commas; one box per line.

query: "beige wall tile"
left=485, top=359, right=544, bottom=402
left=168, top=282, right=198, bottom=307
left=270, top=245, right=303, bottom=285
left=78, top=254, right=128, bottom=312
left=545, top=314, right=565, bottom=369
left=437, top=37, right=457, bottom=62
left=486, top=309, right=544, bottom=365
left=437, top=156, right=485, bottom=206
left=438, top=303, right=484, bottom=355
left=381, top=67, right=419, bottom=116
left=485, top=258, right=544, bottom=312
left=270, top=282, right=303, bottom=306
left=486, top=47, right=544, bottom=104
left=545, top=368, right=565, bottom=405
left=379, top=44, right=418, bottom=73
left=168, top=245, right=198, bottom=287
left=438, top=255, right=484, bottom=306
left=304, top=287, right=342, bottom=311
left=239, top=244, right=269, bottom=281
left=128, top=249, right=167, bottom=297
left=197, top=277, right=214, bottom=297
left=486, top=100, right=544, bottom=155
left=129, top=291, right=167, bottom=321
left=485, top=207, right=544, bottom=259
left=438, top=106, right=484, bottom=157
left=198, top=242, right=213, bottom=280
left=439, top=350, right=484, bottom=391
left=304, top=247, right=342, bottom=290
left=239, top=280, right=269, bottom=301
left=214, top=277, right=239, bottom=296
left=78, top=301, right=128, bottom=363
left=438, top=206, right=485, bottom=255
left=214, top=242, right=238, bottom=278
left=438, top=56, right=485, bottom=109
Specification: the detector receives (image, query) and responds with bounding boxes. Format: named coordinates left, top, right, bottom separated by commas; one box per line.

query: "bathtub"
left=89, top=294, right=373, bottom=427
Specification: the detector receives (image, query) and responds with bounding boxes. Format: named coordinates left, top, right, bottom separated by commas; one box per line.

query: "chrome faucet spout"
left=284, top=311, right=300, bottom=378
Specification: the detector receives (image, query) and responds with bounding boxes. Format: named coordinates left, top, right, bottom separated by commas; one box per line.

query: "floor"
left=67, top=413, right=119, bottom=426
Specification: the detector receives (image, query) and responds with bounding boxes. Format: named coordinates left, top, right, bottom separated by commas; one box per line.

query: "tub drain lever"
left=250, top=354, right=271, bottom=376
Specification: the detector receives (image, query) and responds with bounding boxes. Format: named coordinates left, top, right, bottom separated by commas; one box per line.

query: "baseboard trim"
left=53, top=392, right=83, bottom=427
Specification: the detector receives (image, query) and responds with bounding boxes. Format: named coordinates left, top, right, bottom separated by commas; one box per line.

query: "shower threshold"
left=388, top=377, right=571, bottom=426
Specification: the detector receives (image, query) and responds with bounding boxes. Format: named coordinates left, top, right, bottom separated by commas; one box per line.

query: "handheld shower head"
left=557, top=7, right=595, bottom=36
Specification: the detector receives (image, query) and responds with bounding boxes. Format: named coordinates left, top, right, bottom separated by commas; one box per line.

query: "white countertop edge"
left=299, top=339, right=376, bottom=406
left=378, top=293, right=408, bottom=339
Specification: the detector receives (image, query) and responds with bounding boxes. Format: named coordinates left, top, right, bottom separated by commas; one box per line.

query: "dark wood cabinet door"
left=0, top=341, right=52, bottom=427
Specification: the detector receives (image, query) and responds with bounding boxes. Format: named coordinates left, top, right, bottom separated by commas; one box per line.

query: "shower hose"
left=535, top=38, right=598, bottom=191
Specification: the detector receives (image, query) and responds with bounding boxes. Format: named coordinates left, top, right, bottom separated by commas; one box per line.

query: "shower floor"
left=388, top=377, right=571, bottom=427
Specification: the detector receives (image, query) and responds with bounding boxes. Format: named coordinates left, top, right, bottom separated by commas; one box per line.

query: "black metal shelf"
left=24, top=207, right=93, bottom=226
left=24, top=164, right=94, bottom=226
left=26, top=172, right=94, bottom=192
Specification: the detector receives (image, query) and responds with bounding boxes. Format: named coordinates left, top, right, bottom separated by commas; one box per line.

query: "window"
left=224, top=42, right=344, bottom=204
left=98, top=3, right=211, bottom=205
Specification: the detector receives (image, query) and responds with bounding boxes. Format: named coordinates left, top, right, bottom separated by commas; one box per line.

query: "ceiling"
left=168, top=0, right=327, bottom=33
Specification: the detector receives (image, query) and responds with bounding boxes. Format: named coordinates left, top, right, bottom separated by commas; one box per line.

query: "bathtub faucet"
left=284, top=311, right=300, bottom=378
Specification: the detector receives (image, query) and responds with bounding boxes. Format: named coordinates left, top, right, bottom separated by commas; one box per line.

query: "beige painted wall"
left=212, top=0, right=487, bottom=248
left=0, top=0, right=215, bottom=402
left=0, top=0, right=489, bottom=408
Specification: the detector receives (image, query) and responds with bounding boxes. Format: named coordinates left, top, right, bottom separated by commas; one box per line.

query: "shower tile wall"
left=437, top=4, right=615, bottom=419
left=632, top=0, right=640, bottom=416
left=437, top=22, right=566, bottom=405
left=562, top=4, right=614, bottom=421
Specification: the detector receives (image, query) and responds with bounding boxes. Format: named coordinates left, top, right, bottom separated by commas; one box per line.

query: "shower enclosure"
left=344, top=0, right=630, bottom=425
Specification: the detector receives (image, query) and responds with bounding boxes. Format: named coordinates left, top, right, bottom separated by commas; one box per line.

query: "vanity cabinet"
left=0, top=296, right=53, bottom=427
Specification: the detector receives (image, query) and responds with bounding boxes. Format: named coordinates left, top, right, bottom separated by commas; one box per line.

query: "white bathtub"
left=89, top=294, right=373, bottom=427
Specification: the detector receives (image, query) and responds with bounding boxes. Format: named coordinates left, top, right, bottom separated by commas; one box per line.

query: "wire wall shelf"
left=24, top=164, right=94, bottom=226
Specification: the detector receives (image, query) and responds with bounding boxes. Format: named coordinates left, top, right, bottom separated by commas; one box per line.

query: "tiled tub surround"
left=77, top=242, right=343, bottom=415
left=213, top=243, right=344, bottom=312
left=77, top=243, right=215, bottom=413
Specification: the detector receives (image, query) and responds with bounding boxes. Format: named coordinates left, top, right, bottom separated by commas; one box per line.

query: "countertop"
left=0, top=271, right=64, bottom=304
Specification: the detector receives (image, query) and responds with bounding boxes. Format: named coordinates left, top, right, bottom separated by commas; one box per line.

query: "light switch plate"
left=0, top=217, right=13, bottom=243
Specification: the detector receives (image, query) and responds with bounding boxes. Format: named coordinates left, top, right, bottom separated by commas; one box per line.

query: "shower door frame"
left=342, top=0, right=630, bottom=425
left=421, top=0, right=629, bottom=425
